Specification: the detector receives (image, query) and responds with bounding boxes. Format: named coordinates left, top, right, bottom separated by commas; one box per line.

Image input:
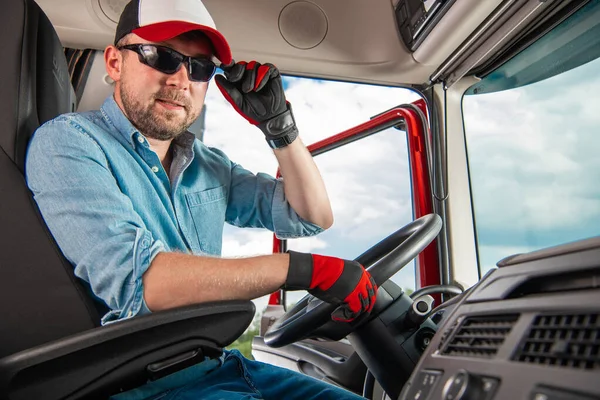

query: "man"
left=26, top=0, right=377, bottom=398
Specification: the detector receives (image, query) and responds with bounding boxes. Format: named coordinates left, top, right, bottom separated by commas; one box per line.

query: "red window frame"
left=268, top=100, right=439, bottom=305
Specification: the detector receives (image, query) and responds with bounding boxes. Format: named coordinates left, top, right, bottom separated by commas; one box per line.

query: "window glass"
left=463, top=56, right=600, bottom=276
left=203, top=76, right=420, bottom=313
left=286, top=127, right=416, bottom=307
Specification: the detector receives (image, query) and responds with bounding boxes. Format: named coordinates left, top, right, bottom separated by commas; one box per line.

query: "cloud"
left=285, top=236, right=328, bottom=253
left=221, top=227, right=273, bottom=258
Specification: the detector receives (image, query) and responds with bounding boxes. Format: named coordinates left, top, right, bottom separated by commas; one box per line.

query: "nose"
left=165, top=60, right=192, bottom=89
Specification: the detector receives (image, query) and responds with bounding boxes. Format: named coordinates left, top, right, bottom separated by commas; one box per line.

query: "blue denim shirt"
left=26, top=96, right=322, bottom=325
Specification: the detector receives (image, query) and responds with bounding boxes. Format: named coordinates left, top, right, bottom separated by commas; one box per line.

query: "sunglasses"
left=118, top=44, right=217, bottom=82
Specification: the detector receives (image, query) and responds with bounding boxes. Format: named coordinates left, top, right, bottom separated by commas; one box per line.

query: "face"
left=105, top=33, right=213, bottom=141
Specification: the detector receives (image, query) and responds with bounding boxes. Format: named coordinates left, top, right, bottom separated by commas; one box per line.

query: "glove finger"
left=215, top=74, right=259, bottom=125
left=254, top=63, right=278, bottom=92
left=242, top=61, right=260, bottom=93
left=331, top=304, right=360, bottom=323
left=222, top=61, right=246, bottom=83
left=215, top=74, right=241, bottom=105
left=359, top=292, right=369, bottom=313
left=367, top=275, right=377, bottom=312
left=219, top=60, right=235, bottom=71
left=331, top=292, right=370, bottom=323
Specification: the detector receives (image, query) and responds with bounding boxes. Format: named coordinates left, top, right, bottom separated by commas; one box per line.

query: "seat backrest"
left=0, top=0, right=103, bottom=359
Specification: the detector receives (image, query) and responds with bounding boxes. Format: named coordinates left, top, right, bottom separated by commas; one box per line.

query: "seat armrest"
left=0, top=300, right=255, bottom=400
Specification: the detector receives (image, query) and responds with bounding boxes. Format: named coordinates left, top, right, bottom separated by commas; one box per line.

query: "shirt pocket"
left=185, top=186, right=227, bottom=255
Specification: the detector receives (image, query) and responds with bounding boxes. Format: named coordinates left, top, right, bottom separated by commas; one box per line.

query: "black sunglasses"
left=118, top=44, right=217, bottom=82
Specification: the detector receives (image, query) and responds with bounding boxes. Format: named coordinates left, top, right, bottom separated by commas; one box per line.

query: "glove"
left=215, top=61, right=299, bottom=149
left=285, top=251, right=378, bottom=322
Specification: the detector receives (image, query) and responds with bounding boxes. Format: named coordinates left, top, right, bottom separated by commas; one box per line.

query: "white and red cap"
left=114, top=0, right=232, bottom=64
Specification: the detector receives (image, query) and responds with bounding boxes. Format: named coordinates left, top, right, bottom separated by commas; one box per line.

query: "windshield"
left=462, top=1, right=600, bottom=276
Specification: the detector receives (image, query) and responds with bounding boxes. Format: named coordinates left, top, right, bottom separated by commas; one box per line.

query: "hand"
left=215, top=60, right=299, bottom=149
left=285, top=251, right=378, bottom=322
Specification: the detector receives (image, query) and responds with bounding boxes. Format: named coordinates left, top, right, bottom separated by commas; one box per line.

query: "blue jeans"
left=111, top=350, right=365, bottom=400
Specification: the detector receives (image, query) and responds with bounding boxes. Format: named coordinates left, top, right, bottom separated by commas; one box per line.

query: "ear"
left=105, top=45, right=123, bottom=82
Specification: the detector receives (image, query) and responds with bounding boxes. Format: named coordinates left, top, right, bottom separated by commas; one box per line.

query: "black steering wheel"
left=264, top=213, right=443, bottom=348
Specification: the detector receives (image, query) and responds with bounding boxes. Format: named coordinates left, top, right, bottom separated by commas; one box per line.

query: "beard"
left=119, top=80, right=201, bottom=141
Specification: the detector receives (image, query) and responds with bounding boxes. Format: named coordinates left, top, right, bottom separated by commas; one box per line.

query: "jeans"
left=111, top=350, right=365, bottom=400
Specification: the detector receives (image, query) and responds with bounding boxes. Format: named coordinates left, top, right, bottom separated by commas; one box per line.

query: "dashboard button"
left=404, top=370, right=442, bottom=400
left=481, top=377, right=500, bottom=400
left=443, top=370, right=484, bottom=400
left=416, top=300, right=430, bottom=312
left=442, top=371, right=500, bottom=400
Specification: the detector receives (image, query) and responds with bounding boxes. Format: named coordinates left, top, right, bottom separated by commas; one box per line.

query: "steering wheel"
left=264, top=213, right=443, bottom=348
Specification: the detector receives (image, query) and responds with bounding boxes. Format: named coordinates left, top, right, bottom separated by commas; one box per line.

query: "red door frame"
left=268, top=100, right=439, bottom=305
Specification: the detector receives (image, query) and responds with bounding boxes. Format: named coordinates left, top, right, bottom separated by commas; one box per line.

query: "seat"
left=0, top=1, right=254, bottom=399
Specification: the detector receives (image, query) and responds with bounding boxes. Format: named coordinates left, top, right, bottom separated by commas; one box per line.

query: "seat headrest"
left=0, top=0, right=75, bottom=171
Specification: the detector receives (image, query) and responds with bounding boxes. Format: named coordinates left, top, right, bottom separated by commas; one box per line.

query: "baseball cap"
left=114, top=0, right=232, bottom=64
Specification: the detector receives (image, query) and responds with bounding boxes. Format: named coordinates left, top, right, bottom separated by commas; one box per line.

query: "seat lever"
left=146, top=345, right=221, bottom=381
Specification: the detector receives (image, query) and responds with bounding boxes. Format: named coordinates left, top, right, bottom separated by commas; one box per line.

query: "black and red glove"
left=214, top=60, right=299, bottom=149
left=285, top=251, right=378, bottom=322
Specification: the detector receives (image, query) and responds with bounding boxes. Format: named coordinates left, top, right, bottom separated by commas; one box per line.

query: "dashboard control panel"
left=440, top=370, right=498, bottom=400
left=398, top=238, right=600, bottom=400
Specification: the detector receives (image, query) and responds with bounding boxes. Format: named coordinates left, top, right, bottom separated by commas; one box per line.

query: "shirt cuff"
left=101, top=231, right=165, bottom=325
left=271, top=178, right=325, bottom=239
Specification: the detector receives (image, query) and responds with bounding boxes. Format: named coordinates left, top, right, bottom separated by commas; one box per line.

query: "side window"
left=203, top=75, right=421, bottom=351
left=286, top=127, right=416, bottom=307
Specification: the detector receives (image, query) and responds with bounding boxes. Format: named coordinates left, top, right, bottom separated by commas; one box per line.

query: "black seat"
left=0, top=1, right=254, bottom=399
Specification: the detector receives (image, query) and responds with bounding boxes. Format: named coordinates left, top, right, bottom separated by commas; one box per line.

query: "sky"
left=201, top=55, right=600, bottom=314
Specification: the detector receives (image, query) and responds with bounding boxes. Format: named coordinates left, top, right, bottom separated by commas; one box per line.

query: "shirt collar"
left=100, top=95, right=196, bottom=151
left=100, top=95, right=140, bottom=147
left=173, top=130, right=196, bottom=151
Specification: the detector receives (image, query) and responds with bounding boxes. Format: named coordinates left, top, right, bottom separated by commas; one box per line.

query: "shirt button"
left=137, top=136, right=145, bottom=144
left=151, top=166, right=159, bottom=173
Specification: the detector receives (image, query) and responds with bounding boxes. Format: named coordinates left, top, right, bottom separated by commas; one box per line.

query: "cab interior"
left=1, top=0, right=599, bottom=399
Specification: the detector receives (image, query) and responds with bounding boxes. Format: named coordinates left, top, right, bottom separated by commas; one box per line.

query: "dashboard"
left=399, top=237, right=600, bottom=400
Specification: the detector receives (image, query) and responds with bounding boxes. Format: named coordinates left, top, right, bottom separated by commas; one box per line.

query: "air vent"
left=437, top=320, right=459, bottom=352
left=515, top=313, right=600, bottom=370
left=441, top=315, right=519, bottom=358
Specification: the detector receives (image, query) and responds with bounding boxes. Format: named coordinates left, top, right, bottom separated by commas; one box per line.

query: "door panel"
left=252, top=336, right=366, bottom=394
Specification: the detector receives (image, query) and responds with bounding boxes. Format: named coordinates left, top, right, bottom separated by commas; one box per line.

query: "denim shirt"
left=25, top=96, right=322, bottom=325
